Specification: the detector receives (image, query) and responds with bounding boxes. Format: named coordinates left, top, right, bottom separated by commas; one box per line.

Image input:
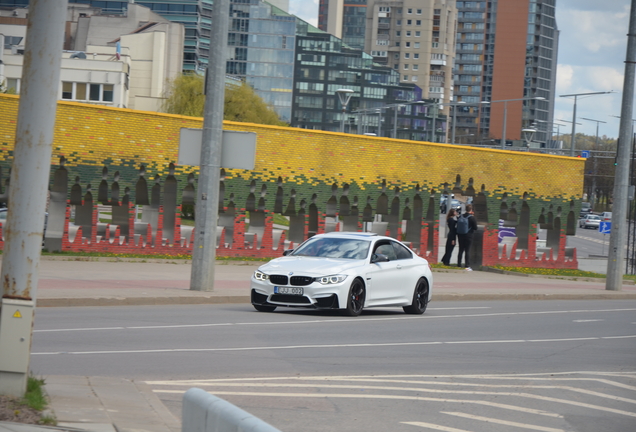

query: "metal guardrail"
left=182, top=388, right=283, bottom=432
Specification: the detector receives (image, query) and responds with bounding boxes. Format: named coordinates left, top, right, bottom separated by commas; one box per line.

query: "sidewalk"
left=32, top=256, right=636, bottom=307
left=2, top=256, right=636, bottom=432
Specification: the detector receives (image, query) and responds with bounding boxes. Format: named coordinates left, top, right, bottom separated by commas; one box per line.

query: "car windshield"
left=292, top=237, right=371, bottom=260
left=588, top=216, right=600, bottom=220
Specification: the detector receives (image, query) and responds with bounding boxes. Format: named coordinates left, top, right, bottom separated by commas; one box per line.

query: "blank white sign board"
left=178, top=128, right=256, bottom=170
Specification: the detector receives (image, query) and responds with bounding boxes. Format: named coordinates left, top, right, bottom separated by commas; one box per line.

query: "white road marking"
left=152, top=389, right=560, bottom=417
left=573, top=319, right=603, bottom=322
left=32, top=334, right=636, bottom=356
left=147, top=372, right=636, bottom=395
left=147, top=370, right=636, bottom=383
left=150, top=380, right=636, bottom=407
left=32, top=308, right=636, bottom=333
left=152, top=380, right=636, bottom=418
left=401, top=422, right=472, bottom=431
left=442, top=412, right=565, bottom=432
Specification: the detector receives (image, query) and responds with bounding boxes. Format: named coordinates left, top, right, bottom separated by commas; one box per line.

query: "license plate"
left=274, top=286, right=304, bottom=295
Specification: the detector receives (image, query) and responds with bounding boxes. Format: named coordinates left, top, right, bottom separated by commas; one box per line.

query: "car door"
left=389, top=240, right=422, bottom=301
left=364, top=240, right=402, bottom=306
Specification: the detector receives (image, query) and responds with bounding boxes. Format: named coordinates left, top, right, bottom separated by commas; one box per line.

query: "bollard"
left=182, top=388, right=283, bottom=432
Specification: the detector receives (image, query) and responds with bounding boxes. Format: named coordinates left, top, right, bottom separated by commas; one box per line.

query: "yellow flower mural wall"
left=0, top=94, right=585, bottom=267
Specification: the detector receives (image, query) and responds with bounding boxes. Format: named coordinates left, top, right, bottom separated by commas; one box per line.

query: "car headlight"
left=317, top=274, right=348, bottom=285
left=254, top=271, right=269, bottom=281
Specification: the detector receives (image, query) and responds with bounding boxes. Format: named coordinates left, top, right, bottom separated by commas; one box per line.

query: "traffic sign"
left=599, top=221, right=611, bottom=234
left=581, top=150, right=590, bottom=158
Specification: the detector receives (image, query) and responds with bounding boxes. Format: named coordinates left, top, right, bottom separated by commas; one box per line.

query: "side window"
left=375, top=242, right=397, bottom=260
left=392, top=241, right=413, bottom=260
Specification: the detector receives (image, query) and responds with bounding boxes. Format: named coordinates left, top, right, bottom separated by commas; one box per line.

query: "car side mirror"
left=282, top=249, right=294, bottom=256
left=371, top=253, right=390, bottom=263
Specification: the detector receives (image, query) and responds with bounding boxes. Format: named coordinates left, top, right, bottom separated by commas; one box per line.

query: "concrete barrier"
left=182, top=388, right=283, bottom=432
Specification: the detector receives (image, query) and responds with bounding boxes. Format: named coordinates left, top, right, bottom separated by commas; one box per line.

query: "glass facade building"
left=227, top=1, right=296, bottom=123
left=293, top=20, right=446, bottom=141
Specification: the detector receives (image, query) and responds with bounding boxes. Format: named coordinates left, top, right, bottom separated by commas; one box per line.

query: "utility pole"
left=190, top=0, right=230, bottom=291
left=0, top=0, right=68, bottom=396
left=607, top=0, right=636, bottom=291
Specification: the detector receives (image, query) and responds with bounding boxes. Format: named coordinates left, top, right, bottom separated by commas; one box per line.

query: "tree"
left=0, top=79, right=16, bottom=94
left=161, top=74, right=286, bottom=126
left=161, top=73, right=206, bottom=117
left=224, top=83, right=287, bottom=126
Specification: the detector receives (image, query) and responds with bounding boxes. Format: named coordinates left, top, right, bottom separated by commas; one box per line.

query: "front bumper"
left=251, top=277, right=347, bottom=309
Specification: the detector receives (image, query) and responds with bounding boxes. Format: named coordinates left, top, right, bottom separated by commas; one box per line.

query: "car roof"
left=312, top=232, right=393, bottom=241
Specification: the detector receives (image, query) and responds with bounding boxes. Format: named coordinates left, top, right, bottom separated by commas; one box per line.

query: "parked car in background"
left=600, top=212, right=612, bottom=222
left=578, top=214, right=601, bottom=229
left=440, top=196, right=462, bottom=213
left=0, top=208, right=48, bottom=241
left=580, top=202, right=592, bottom=217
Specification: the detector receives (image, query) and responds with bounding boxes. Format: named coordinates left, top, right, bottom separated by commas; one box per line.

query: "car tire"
left=253, top=304, right=277, bottom=312
left=403, top=278, right=429, bottom=314
left=343, top=278, right=365, bottom=317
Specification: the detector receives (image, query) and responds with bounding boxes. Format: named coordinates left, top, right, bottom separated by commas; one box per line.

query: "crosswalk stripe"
left=153, top=389, right=561, bottom=417
left=401, top=421, right=473, bottom=431
left=442, top=411, right=565, bottom=432
left=151, top=380, right=636, bottom=407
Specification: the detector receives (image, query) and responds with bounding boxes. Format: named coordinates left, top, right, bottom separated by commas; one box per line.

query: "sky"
left=287, top=0, right=633, bottom=140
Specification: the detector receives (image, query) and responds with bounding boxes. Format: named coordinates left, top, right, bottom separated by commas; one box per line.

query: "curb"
left=36, top=255, right=264, bottom=265
left=481, top=266, right=636, bottom=285
left=37, top=296, right=250, bottom=308
left=36, top=292, right=636, bottom=308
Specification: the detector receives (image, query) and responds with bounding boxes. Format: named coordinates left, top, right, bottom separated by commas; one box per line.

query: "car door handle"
left=396, top=265, right=402, bottom=269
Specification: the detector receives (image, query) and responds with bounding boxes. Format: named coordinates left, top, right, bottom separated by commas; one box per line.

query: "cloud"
left=556, top=65, right=574, bottom=93
left=289, top=0, right=319, bottom=26
left=555, top=0, right=630, bottom=138
left=556, top=5, right=629, bottom=66
left=558, top=65, right=623, bottom=95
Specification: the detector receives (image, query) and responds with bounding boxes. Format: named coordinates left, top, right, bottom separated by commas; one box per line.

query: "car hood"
left=257, top=256, right=366, bottom=276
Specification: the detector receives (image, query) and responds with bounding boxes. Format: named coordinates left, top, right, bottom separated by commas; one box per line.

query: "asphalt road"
left=30, top=300, right=636, bottom=431
left=569, top=225, right=613, bottom=258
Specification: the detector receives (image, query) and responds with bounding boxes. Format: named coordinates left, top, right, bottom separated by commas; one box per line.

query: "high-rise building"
left=453, top=0, right=557, bottom=146
left=318, top=0, right=457, bottom=114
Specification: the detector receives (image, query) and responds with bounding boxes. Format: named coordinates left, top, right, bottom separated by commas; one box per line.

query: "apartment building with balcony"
left=318, top=0, right=457, bottom=117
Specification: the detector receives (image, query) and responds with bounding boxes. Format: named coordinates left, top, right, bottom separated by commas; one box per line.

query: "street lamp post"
left=419, top=100, right=467, bottom=143
left=393, top=106, right=400, bottom=138
left=580, top=117, right=607, bottom=209
left=481, top=97, right=545, bottom=149
left=392, top=100, right=428, bottom=139
left=556, top=118, right=582, bottom=153
left=560, top=91, right=613, bottom=156
left=335, top=89, right=354, bottom=133
left=450, top=102, right=466, bottom=144
left=553, top=122, right=567, bottom=147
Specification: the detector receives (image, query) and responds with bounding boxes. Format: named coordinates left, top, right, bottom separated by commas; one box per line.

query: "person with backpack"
left=441, top=208, right=458, bottom=266
left=456, top=203, right=478, bottom=271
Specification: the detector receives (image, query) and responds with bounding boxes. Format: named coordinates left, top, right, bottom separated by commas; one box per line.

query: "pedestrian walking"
left=456, top=203, right=478, bottom=271
left=441, top=208, right=457, bottom=266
